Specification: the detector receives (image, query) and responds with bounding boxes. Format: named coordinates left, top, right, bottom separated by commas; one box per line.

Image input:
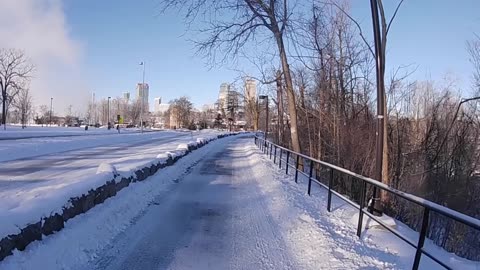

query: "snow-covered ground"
left=0, top=129, right=225, bottom=240
left=0, top=136, right=478, bottom=269
left=0, top=125, right=153, bottom=140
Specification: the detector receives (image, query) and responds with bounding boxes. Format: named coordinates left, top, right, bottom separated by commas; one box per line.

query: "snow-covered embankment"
left=0, top=133, right=238, bottom=261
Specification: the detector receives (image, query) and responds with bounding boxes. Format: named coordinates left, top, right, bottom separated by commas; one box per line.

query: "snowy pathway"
left=1, top=136, right=441, bottom=269
left=89, top=137, right=298, bottom=270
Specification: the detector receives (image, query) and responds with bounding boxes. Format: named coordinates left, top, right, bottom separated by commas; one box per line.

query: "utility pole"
left=93, top=91, right=97, bottom=126
left=50, top=97, right=53, bottom=126
left=369, top=0, right=385, bottom=216
left=140, top=61, right=146, bottom=133
left=107, top=97, right=111, bottom=129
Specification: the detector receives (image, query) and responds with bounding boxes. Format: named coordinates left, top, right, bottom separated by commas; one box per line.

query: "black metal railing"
left=254, top=136, right=480, bottom=270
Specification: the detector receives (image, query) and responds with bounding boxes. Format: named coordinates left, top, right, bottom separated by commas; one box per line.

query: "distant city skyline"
left=2, top=1, right=478, bottom=113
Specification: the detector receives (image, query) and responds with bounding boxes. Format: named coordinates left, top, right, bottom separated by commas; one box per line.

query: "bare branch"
left=386, top=0, right=405, bottom=36
left=322, top=1, right=375, bottom=58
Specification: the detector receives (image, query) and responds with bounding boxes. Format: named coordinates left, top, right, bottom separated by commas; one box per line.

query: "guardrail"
left=254, top=136, right=480, bottom=270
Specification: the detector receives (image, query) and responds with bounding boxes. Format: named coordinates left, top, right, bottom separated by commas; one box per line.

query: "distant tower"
left=218, top=83, right=230, bottom=111
left=154, top=97, right=162, bottom=113
left=245, top=78, right=256, bottom=103
left=136, top=83, right=149, bottom=112
left=123, top=92, right=130, bottom=101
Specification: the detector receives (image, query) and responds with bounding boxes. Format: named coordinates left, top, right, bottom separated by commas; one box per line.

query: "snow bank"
left=253, top=140, right=480, bottom=270
left=96, top=163, right=119, bottom=177
left=0, top=131, right=240, bottom=261
left=156, top=153, right=172, bottom=162
left=0, top=133, right=241, bottom=269
left=177, top=143, right=189, bottom=152
left=0, top=172, right=112, bottom=240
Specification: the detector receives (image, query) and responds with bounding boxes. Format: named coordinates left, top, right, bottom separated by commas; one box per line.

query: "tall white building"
left=153, top=96, right=170, bottom=114
left=245, top=79, right=256, bottom=103
left=123, top=92, right=130, bottom=101
left=136, top=83, right=149, bottom=112
left=154, top=97, right=161, bottom=112
left=218, top=83, right=231, bottom=111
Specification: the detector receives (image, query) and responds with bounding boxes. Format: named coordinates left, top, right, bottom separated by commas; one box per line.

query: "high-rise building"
left=218, top=83, right=230, bottom=111
left=136, top=83, right=149, bottom=111
left=123, top=92, right=130, bottom=101
left=153, top=96, right=170, bottom=114
left=245, top=79, right=256, bottom=103
left=154, top=97, right=162, bottom=113
left=154, top=97, right=161, bottom=104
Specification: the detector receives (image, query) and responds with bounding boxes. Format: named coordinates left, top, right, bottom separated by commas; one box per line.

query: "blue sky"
left=61, top=0, right=479, bottom=109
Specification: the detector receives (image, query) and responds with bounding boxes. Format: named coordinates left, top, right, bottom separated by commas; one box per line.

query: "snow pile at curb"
left=96, top=163, right=119, bottom=177
left=177, top=143, right=190, bottom=152
left=0, top=132, right=241, bottom=261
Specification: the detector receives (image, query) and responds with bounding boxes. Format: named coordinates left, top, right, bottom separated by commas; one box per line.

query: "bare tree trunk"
left=275, top=32, right=301, bottom=153
left=2, top=94, right=6, bottom=129
left=276, top=70, right=284, bottom=145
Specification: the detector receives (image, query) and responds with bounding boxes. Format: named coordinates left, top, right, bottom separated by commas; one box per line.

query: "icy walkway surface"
left=1, top=136, right=477, bottom=269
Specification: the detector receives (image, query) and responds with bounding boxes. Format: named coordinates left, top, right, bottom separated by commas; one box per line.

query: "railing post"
left=285, top=151, right=290, bottom=174
left=307, top=160, right=314, bottom=196
left=327, top=168, right=334, bottom=212
left=295, top=155, right=300, bottom=183
left=273, top=146, right=277, bottom=164
left=356, top=180, right=367, bottom=237
left=279, top=149, right=283, bottom=169
left=269, top=144, right=273, bottom=159
left=412, top=208, right=430, bottom=270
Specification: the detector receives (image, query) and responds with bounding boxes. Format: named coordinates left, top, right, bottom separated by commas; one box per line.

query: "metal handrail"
left=254, top=136, right=480, bottom=270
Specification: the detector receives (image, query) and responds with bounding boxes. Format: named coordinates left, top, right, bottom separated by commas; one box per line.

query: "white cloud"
left=0, top=0, right=88, bottom=116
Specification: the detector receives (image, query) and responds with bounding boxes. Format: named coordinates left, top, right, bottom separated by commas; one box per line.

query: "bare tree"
left=0, top=49, right=35, bottom=129
left=14, top=87, right=33, bottom=128
left=326, top=0, right=405, bottom=210
left=35, top=105, right=50, bottom=126
left=467, top=33, right=480, bottom=91
left=161, top=0, right=302, bottom=152
left=126, top=100, right=142, bottom=126
left=169, top=96, right=193, bottom=128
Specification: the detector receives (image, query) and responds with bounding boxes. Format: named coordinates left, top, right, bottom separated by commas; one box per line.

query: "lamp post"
left=139, top=61, right=146, bottom=133
left=259, top=95, right=269, bottom=144
left=49, top=97, right=53, bottom=126
left=369, top=0, right=386, bottom=216
left=107, top=97, right=111, bottom=129
left=93, top=91, right=97, bottom=126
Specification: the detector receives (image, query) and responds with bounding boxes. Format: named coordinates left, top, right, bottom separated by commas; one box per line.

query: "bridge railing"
left=254, top=136, right=480, bottom=270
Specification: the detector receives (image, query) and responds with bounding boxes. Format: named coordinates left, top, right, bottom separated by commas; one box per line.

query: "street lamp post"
left=139, top=61, right=146, bottom=133
left=93, top=92, right=97, bottom=126
left=369, top=0, right=386, bottom=216
left=50, top=97, right=53, bottom=126
left=107, top=97, right=111, bottom=130
left=259, top=95, right=269, bottom=145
